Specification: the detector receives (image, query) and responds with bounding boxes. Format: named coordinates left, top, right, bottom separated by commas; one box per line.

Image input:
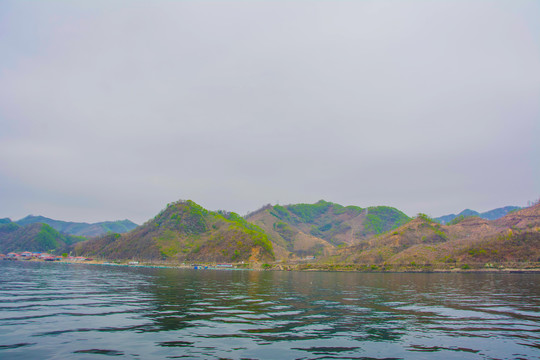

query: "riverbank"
left=281, top=262, right=540, bottom=273
left=5, top=253, right=539, bottom=273
left=26, top=258, right=540, bottom=273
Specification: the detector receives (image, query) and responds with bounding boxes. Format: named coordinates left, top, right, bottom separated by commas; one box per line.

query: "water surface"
left=0, top=261, right=539, bottom=359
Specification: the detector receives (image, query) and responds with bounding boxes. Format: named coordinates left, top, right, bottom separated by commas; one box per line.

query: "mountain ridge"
left=435, top=206, right=521, bottom=224
left=3, top=200, right=538, bottom=268
left=0, top=219, right=85, bottom=253
left=15, top=215, right=138, bottom=237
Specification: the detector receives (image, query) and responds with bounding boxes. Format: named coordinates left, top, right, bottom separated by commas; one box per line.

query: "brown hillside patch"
left=246, top=208, right=335, bottom=260
left=334, top=218, right=449, bottom=264
left=493, top=203, right=540, bottom=229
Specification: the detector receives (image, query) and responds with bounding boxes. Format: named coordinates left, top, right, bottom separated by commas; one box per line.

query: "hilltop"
left=74, top=200, right=274, bottom=263
left=246, top=200, right=410, bottom=260
left=16, top=215, right=138, bottom=237
left=0, top=219, right=85, bottom=253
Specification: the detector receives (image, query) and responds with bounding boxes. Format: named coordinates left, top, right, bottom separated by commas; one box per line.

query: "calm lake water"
left=0, top=261, right=539, bottom=360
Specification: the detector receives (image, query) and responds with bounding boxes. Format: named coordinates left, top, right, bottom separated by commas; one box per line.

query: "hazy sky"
left=1, top=1, right=539, bottom=224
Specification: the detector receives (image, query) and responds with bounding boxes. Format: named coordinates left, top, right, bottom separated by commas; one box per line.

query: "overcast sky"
left=1, top=1, right=539, bottom=224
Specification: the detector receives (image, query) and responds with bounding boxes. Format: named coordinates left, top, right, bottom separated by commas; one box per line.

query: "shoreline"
left=6, top=258, right=539, bottom=274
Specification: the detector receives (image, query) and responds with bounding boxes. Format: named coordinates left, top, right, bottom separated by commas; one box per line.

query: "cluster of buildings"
left=0, top=252, right=90, bottom=262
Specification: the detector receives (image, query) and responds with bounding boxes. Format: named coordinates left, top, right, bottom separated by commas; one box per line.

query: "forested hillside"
left=247, top=200, right=410, bottom=259
left=74, top=200, right=274, bottom=263
left=0, top=220, right=85, bottom=253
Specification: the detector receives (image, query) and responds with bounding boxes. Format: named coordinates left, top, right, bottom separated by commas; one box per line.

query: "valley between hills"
left=1, top=200, right=539, bottom=271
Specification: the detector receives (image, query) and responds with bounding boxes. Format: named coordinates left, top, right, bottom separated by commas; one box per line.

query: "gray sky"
left=1, top=1, right=539, bottom=224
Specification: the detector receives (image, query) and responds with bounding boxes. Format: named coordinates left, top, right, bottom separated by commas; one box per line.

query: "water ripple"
left=1, top=262, right=539, bottom=359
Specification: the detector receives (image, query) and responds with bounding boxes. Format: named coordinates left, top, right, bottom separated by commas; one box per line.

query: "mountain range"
left=2, top=201, right=538, bottom=269
left=0, top=216, right=138, bottom=254
left=333, top=205, right=540, bottom=268
left=15, top=216, right=138, bottom=237
left=0, top=219, right=85, bottom=253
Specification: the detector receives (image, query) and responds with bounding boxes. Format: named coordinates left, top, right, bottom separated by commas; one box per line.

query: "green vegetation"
left=219, top=211, right=274, bottom=256
left=364, top=207, right=411, bottom=234
left=270, top=205, right=292, bottom=221
left=36, top=224, right=60, bottom=249
left=287, top=200, right=333, bottom=223
left=156, top=200, right=208, bottom=234
left=99, top=220, right=138, bottom=234
left=0, top=221, right=86, bottom=254
left=273, top=221, right=296, bottom=250
left=250, top=200, right=419, bottom=258
left=0, top=222, right=20, bottom=232
left=72, top=199, right=540, bottom=269
left=332, top=204, right=363, bottom=216
left=468, top=248, right=487, bottom=257
left=318, top=223, right=333, bottom=232
left=331, top=204, right=347, bottom=215
left=417, top=213, right=434, bottom=222
left=226, top=212, right=261, bottom=232
left=433, top=228, right=448, bottom=241
left=448, top=214, right=479, bottom=225
left=156, top=229, right=184, bottom=257
left=76, top=200, right=275, bottom=263
left=15, top=215, right=137, bottom=237
left=309, top=225, right=322, bottom=237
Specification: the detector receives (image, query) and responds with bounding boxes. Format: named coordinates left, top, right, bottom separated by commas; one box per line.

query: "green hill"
left=16, top=216, right=138, bottom=237
left=74, top=200, right=274, bottom=263
left=246, top=200, right=411, bottom=259
left=0, top=220, right=85, bottom=253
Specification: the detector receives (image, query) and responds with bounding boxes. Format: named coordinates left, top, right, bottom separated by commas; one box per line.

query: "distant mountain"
left=481, top=206, right=522, bottom=220
left=74, top=200, right=274, bottom=263
left=246, top=200, right=411, bottom=259
left=16, top=215, right=138, bottom=237
left=435, top=206, right=521, bottom=224
left=0, top=219, right=85, bottom=253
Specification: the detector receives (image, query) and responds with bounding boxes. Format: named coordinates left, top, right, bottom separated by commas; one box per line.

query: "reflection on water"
left=0, top=261, right=539, bottom=359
